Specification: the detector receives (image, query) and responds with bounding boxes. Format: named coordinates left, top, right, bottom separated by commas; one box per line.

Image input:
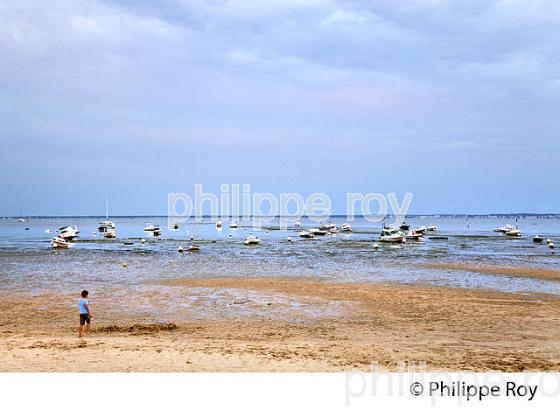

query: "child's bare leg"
left=86, top=323, right=91, bottom=335
left=79, top=324, right=83, bottom=338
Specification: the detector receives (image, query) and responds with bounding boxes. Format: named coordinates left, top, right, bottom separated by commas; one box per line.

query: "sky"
left=0, top=0, right=559, bottom=216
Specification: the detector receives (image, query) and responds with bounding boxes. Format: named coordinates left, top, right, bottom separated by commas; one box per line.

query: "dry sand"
left=1, top=277, right=560, bottom=372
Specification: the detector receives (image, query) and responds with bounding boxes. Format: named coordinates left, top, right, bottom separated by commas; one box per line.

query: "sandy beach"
left=1, top=276, right=559, bottom=372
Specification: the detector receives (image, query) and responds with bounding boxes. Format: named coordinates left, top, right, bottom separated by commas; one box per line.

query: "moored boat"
left=379, top=228, right=406, bottom=244
left=244, top=235, right=260, bottom=245
left=51, top=236, right=72, bottom=248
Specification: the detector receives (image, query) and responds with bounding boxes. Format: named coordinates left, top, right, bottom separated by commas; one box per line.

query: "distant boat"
left=533, top=235, right=544, bottom=243
left=98, top=191, right=115, bottom=233
left=405, top=230, right=423, bottom=240
left=379, top=227, right=406, bottom=244
left=341, top=223, right=352, bottom=232
left=230, top=221, right=238, bottom=229
left=188, top=244, right=200, bottom=251
left=216, top=220, right=223, bottom=228
left=414, top=226, right=427, bottom=234
left=17, top=218, right=26, bottom=223
left=298, top=230, right=314, bottom=238
left=426, top=226, right=437, bottom=232
left=103, top=228, right=116, bottom=239
left=494, top=224, right=513, bottom=233
left=152, top=226, right=162, bottom=236
left=294, top=220, right=302, bottom=228
left=244, top=235, right=260, bottom=245
left=144, top=223, right=157, bottom=231
left=172, top=223, right=179, bottom=230
left=51, top=236, right=72, bottom=248
left=309, top=228, right=327, bottom=236
left=58, top=225, right=79, bottom=241
left=399, top=221, right=410, bottom=230
left=505, top=228, right=521, bottom=237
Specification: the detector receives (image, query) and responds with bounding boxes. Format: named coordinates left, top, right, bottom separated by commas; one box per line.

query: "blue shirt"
left=78, top=298, right=89, bottom=314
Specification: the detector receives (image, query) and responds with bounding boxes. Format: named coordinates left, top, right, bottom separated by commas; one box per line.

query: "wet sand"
left=421, top=262, right=560, bottom=281
left=1, top=277, right=560, bottom=371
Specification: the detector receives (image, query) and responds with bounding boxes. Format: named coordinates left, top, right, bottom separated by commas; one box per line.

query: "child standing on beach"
left=78, top=290, right=92, bottom=338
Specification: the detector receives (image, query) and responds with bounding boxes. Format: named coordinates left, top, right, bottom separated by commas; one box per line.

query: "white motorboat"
left=298, top=230, right=314, bottom=238
left=230, top=221, right=238, bottom=229
left=399, top=221, right=410, bottom=230
left=98, top=191, right=115, bottom=232
left=426, top=226, right=437, bottom=232
left=323, top=223, right=336, bottom=230
left=309, top=228, right=327, bottom=236
left=244, top=235, right=260, bottom=245
left=505, top=228, right=521, bottom=237
left=51, top=236, right=72, bottom=248
left=103, top=228, right=116, bottom=239
left=58, top=225, right=79, bottom=241
left=494, top=224, right=513, bottom=233
left=144, top=223, right=157, bottom=231
left=188, top=244, right=200, bottom=251
left=17, top=218, right=26, bottom=223
left=533, top=235, right=544, bottom=243
left=414, top=226, right=427, bottom=234
left=379, top=228, right=406, bottom=244
left=341, top=223, right=352, bottom=232
left=216, top=219, right=223, bottom=228
left=406, top=230, right=423, bottom=240
left=294, top=220, right=302, bottom=228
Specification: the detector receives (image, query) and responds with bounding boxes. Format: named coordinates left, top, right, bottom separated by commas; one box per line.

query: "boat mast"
left=105, top=190, right=109, bottom=220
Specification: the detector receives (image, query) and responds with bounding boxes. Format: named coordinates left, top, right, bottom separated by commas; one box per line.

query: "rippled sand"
left=1, top=277, right=560, bottom=371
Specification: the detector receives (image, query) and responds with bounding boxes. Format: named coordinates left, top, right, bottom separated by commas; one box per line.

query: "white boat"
left=51, top=236, right=72, bottom=248
left=379, top=228, right=406, bottom=244
left=533, top=235, right=544, bottom=243
left=426, top=226, right=437, bottom=232
left=405, top=230, right=423, bottom=240
left=58, top=225, right=79, bottom=241
left=309, top=228, right=327, bottom=236
left=244, top=235, right=260, bottom=245
left=103, top=228, right=116, bottom=239
left=17, top=218, right=26, bottom=223
left=323, top=223, right=336, bottom=230
left=505, top=228, right=521, bottom=237
left=399, top=221, right=410, bottom=230
left=152, top=227, right=162, bottom=236
left=98, top=192, right=115, bottom=232
left=188, top=244, right=200, bottom=251
left=294, top=220, right=302, bottom=228
left=414, top=226, right=427, bottom=234
left=216, top=219, right=223, bottom=228
left=298, top=230, right=314, bottom=238
left=230, top=221, right=238, bottom=229
left=144, top=223, right=157, bottom=231
left=494, top=224, right=513, bottom=233
left=341, top=223, right=352, bottom=232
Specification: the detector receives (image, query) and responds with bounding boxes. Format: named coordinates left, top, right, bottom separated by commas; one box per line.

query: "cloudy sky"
left=1, top=0, right=559, bottom=215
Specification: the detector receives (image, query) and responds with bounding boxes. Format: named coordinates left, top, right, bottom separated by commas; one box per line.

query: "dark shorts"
left=80, top=314, right=91, bottom=325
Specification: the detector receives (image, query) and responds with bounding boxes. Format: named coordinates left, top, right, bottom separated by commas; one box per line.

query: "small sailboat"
left=51, top=236, right=72, bottom=248
left=244, top=235, right=260, bottom=245
left=341, top=223, right=352, bottom=232
left=98, top=191, right=115, bottom=233
left=379, top=227, right=406, bottom=244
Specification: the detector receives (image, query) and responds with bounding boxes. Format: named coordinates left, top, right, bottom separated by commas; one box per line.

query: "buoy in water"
left=122, top=262, right=127, bottom=268
left=141, top=238, right=146, bottom=244
left=287, top=237, right=292, bottom=242
left=178, top=246, right=184, bottom=253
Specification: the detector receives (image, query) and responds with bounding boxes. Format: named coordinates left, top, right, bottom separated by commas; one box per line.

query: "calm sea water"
left=1, top=215, right=560, bottom=297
